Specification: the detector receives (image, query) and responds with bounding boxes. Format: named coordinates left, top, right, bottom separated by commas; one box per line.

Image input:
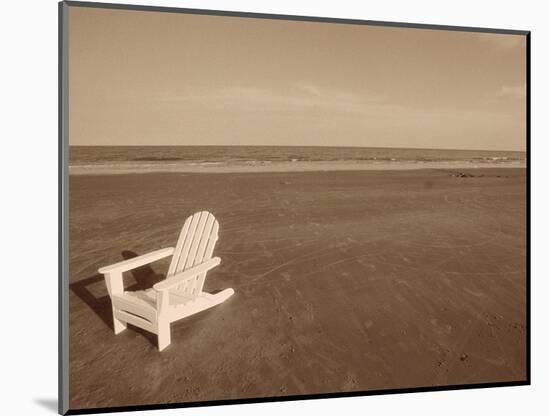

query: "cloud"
left=477, top=33, right=525, bottom=51
left=295, top=83, right=322, bottom=97
left=498, top=84, right=526, bottom=98
left=158, top=84, right=387, bottom=116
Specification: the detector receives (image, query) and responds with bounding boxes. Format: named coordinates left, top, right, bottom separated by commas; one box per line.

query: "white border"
left=3, top=1, right=547, bottom=415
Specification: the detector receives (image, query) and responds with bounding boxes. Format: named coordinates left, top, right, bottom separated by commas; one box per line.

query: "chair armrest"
left=98, top=247, right=175, bottom=275
left=153, top=257, right=221, bottom=292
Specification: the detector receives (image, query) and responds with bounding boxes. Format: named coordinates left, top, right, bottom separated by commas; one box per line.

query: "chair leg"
left=157, top=320, right=171, bottom=351
left=112, top=308, right=127, bottom=334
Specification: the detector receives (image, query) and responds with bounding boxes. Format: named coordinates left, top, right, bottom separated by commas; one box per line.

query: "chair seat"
left=126, top=288, right=196, bottom=307
left=112, top=289, right=197, bottom=323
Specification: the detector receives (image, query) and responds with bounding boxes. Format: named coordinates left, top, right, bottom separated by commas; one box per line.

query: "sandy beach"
left=68, top=167, right=526, bottom=410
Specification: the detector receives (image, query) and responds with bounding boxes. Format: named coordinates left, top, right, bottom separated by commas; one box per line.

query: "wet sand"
left=68, top=168, right=527, bottom=410
left=69, top=159, right=526, bottom=175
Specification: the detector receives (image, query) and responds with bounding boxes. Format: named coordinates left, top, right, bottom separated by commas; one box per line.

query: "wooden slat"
left=115, top=310, right=157, bottom=334
left=165, top=211, right=220, bottom=297
left=204, top=221, right=219, bottom=261
left=192, top=213, right=216, bottom=267
left=167, top=215, right=193, bottom=276
left=168, top=288, right=234, bottom=322
left=99, top=247, right=174, bottom=275
left=184, top=211, right=209, bottom=270
left=185, top=213, right=216, bottom=295
left=194, top=221, right=219, bottom=295
left=112, top=294, right=157, bottom=323
left=153, top=257, right=221, bottom=291
left=175, top=212, right=201, bottom=273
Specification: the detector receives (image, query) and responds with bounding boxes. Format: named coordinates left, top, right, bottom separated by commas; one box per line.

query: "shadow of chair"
left=69, top=250, right=230, bottom=348
left=69, top=250, right=163, bottom=333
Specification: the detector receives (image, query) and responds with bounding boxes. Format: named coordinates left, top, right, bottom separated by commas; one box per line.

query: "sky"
left=69, top=6, right=527, bottom=150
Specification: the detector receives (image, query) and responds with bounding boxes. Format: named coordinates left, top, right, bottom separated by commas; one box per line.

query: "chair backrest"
left=167, top=211, right=219, bottom=296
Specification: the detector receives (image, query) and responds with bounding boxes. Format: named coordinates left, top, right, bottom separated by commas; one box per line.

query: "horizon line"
left=69, top=144, right=526, bottom=153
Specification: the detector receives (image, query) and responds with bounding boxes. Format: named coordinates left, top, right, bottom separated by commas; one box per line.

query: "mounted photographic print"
left=59, top=1, right=530, bottom=414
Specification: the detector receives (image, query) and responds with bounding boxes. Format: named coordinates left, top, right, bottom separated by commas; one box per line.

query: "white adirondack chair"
left=98, top=211, right=234, bottom=351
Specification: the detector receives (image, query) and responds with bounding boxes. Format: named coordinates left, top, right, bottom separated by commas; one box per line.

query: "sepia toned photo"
left=60, top=2, right=529, bottom=414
